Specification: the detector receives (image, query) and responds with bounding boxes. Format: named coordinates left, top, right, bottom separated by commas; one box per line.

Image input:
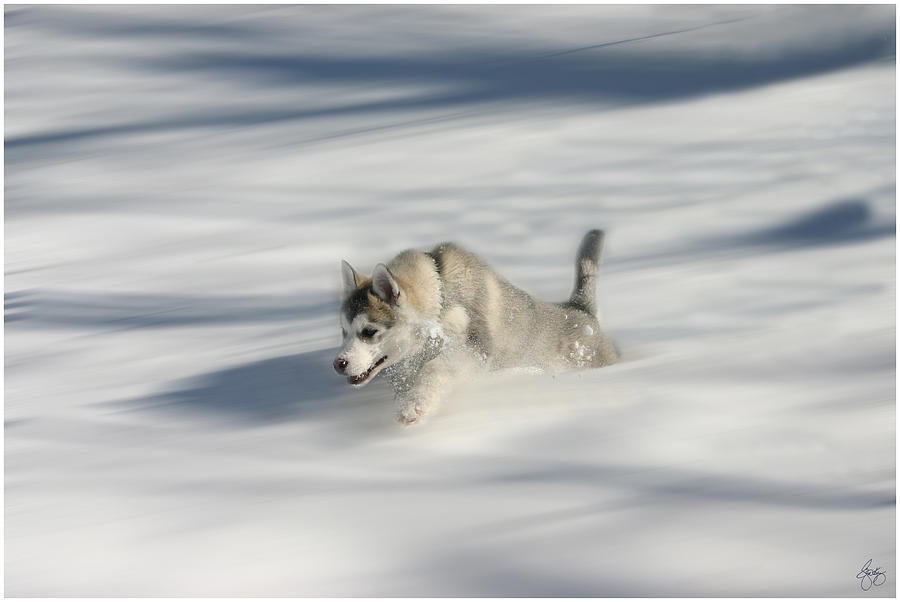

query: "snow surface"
left=5, top=5, right=896, bottom=596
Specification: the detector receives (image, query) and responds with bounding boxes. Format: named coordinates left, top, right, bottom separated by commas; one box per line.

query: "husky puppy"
left=334, top=230, right=617, bottom=425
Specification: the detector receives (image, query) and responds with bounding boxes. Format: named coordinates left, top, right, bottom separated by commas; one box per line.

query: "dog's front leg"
left=396, top=390, right=440, bottom=426
left=394, top=355, right=457, bottom=426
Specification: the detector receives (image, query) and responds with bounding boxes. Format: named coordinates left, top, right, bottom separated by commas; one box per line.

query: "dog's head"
left=333, top=260, right=419, bottom=386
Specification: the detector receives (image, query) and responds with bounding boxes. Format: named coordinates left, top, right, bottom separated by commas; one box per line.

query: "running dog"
left=333, top=230, right=617, bottom=425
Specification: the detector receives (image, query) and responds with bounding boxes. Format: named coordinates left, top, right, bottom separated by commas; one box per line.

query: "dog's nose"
left=333, top=357, right=348, bottom=374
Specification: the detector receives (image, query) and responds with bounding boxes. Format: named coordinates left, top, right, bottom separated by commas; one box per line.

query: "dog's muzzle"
left=346, top=355, right=387, bottom=385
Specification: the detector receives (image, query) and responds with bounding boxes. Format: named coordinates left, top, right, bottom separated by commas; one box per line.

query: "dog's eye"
left=360, top=327, right=378, bottom=339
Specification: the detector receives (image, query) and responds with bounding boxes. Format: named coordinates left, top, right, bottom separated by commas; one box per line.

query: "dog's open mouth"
left=348, top=356, right=387, bottom=385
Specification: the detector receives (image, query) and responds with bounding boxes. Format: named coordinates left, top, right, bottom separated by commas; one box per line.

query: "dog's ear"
left=341, top=260, right=361, bottom=297
left=371, top=263, right=400, bottom=305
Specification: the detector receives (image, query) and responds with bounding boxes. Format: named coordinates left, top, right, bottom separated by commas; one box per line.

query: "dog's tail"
left=568, top=229, right=605, bottom=316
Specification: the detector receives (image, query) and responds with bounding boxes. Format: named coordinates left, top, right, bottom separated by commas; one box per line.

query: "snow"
left=4, top=4, right=895, bottom=596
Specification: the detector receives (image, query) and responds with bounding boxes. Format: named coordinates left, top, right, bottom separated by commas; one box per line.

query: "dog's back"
left=426, top=231, right=616, bottom=371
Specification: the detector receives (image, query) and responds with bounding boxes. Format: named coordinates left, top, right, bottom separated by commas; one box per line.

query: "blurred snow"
left=4, top=4, right=896, bottom=596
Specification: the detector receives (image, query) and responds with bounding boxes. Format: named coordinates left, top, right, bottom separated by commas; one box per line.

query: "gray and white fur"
left=334, top=229, right=617, bottom=425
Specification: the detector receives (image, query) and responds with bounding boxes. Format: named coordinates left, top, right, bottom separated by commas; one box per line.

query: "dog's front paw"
left=397, top=403, right=425, bottom=426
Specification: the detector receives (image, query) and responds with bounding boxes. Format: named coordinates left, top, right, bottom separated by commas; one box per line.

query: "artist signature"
left=857, top=559, right=887, bottom=591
